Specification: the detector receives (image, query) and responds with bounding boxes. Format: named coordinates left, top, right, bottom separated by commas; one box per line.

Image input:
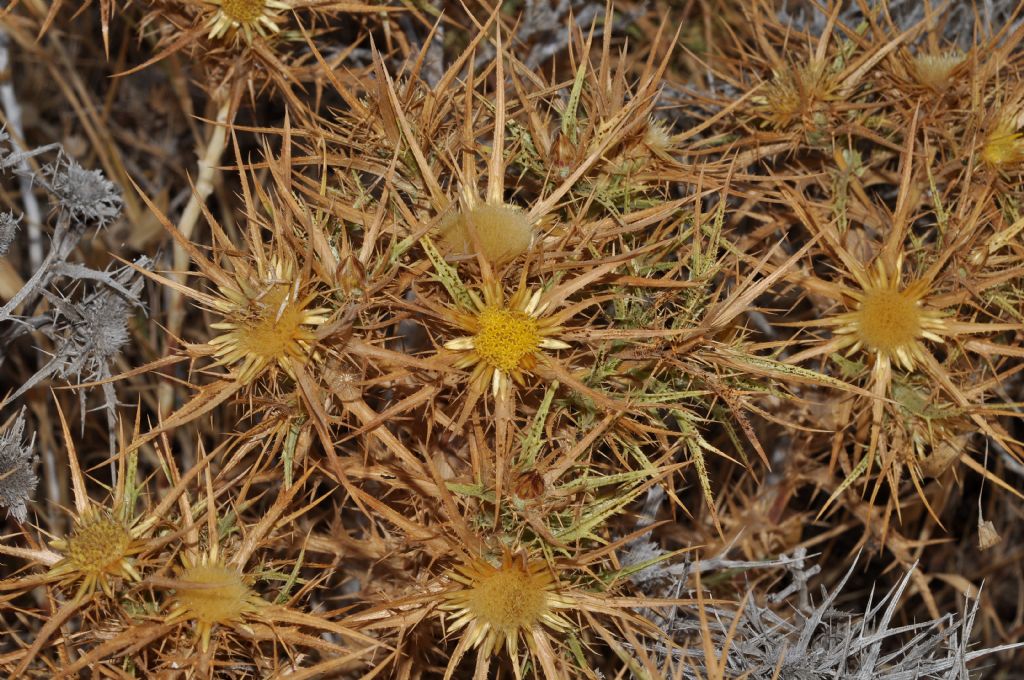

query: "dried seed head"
left=46, top=156, right=122, bottom=228
left=757, top=64, right=835, bottom=132
left=175, top=564, right=255, bottom=624
left=439, top=203, right=534, bottom=264
left=0, top=410, right=36, bottom=522
left=643, top=117, right=674, bottom=152
left=167, top=552, right=263, bottom=651
left=978, top=519, right=1001, bottom=550
left=910, top=50, right=965, bottom=91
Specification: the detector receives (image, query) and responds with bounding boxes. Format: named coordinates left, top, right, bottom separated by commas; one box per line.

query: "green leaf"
left=725, top=350, right=860, bottom=391
left=561, top=63, right=588, bottom=145
left=445, top=481, right=494, bottom=502
left=421, top=235, right=474, bottom=310
left=519, top=382, right=558, bottom=468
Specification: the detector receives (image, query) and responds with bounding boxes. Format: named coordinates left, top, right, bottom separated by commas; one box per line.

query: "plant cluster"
left=1, top=0, right=1023, bottom=678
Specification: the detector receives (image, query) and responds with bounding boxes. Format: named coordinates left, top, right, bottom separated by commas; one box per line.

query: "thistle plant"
left=3, top=0, right=1024, bottom=676
left=771, top=145, right=1024, bottom=521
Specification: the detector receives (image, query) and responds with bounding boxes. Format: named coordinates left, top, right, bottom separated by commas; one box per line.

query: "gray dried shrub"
left=778, top=0, right=1024, bottom=46
left=0, top=410, right=37, bottom=522
left=48, top=260, right=147, bottom=385
left=623, top=545, right=1022, bottom=679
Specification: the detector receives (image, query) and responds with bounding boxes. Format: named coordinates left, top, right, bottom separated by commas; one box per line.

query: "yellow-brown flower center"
left=234, top=285, right=312, bottom=361
left=220, top=0, right=266, bottom=23
left=462, top=562, right=550, bottom=634
left=65, top=513, right=132, bottom=576
left=854, top=288, right=922, bottom=353
left=175, top=563, right=256, bottom=625
left=474, top=308, right=540, bottom=372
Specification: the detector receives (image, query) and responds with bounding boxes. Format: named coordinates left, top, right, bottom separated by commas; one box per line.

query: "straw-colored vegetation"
left=1, top=0, right=1023, bottom=677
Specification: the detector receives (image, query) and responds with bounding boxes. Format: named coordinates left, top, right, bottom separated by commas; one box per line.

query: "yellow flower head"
left=831, top=258, right=947, bottom=371
left=442, top=553, right=572, bottom=659
left=444, top=281, right=569, bottom=396
left=49, top=506, right=143, bottom=600
left=981, top=114, right=1024, bottom=169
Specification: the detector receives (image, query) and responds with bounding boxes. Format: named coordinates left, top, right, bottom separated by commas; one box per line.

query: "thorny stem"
left=0, top=214, right=80, bottom=324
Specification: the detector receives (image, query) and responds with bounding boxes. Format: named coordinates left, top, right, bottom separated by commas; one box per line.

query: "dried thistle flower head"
left=45, top=155, right=122, bottom=228
left=205, top=0, right=290, bottom=43
left=443, top=553, right=572, bottom=660
left=830, top=259, right=947, bottom=371
left=208, top=257, right=331, bottom=384
left=0, top=410, right=37, bottom=522
left=439, top=202, right=535, bottom=264
left=49, top=506, right=143, bottom=599
left=756, top=62, right=837, bottom=133
left=909, top=50, right=966, bottom=91
left=643, top=116, right=674, bottom=154
left=981, top=113, right=1024, bottom=169
left=165, top=549, right=264, bottom=652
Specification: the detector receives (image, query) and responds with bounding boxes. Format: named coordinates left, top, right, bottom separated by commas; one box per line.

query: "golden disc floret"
left=443, top=282, right=570, bottom=396
left=981, top=116, right=1024, bottom=169
left=830, top=259, right=947, bottom=371
left=205, top=0, right=289, bottom=43
left=208, top=259, right=330, bottom=384
left=472, top=308, right=541, bottom=373
left=853, top=288, right=923, bottom=354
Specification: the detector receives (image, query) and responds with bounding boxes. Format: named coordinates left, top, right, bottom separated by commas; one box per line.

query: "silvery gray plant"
left=619, top=542, right=1023, bottom=679
left=0, top=129, right=141, bottom=501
